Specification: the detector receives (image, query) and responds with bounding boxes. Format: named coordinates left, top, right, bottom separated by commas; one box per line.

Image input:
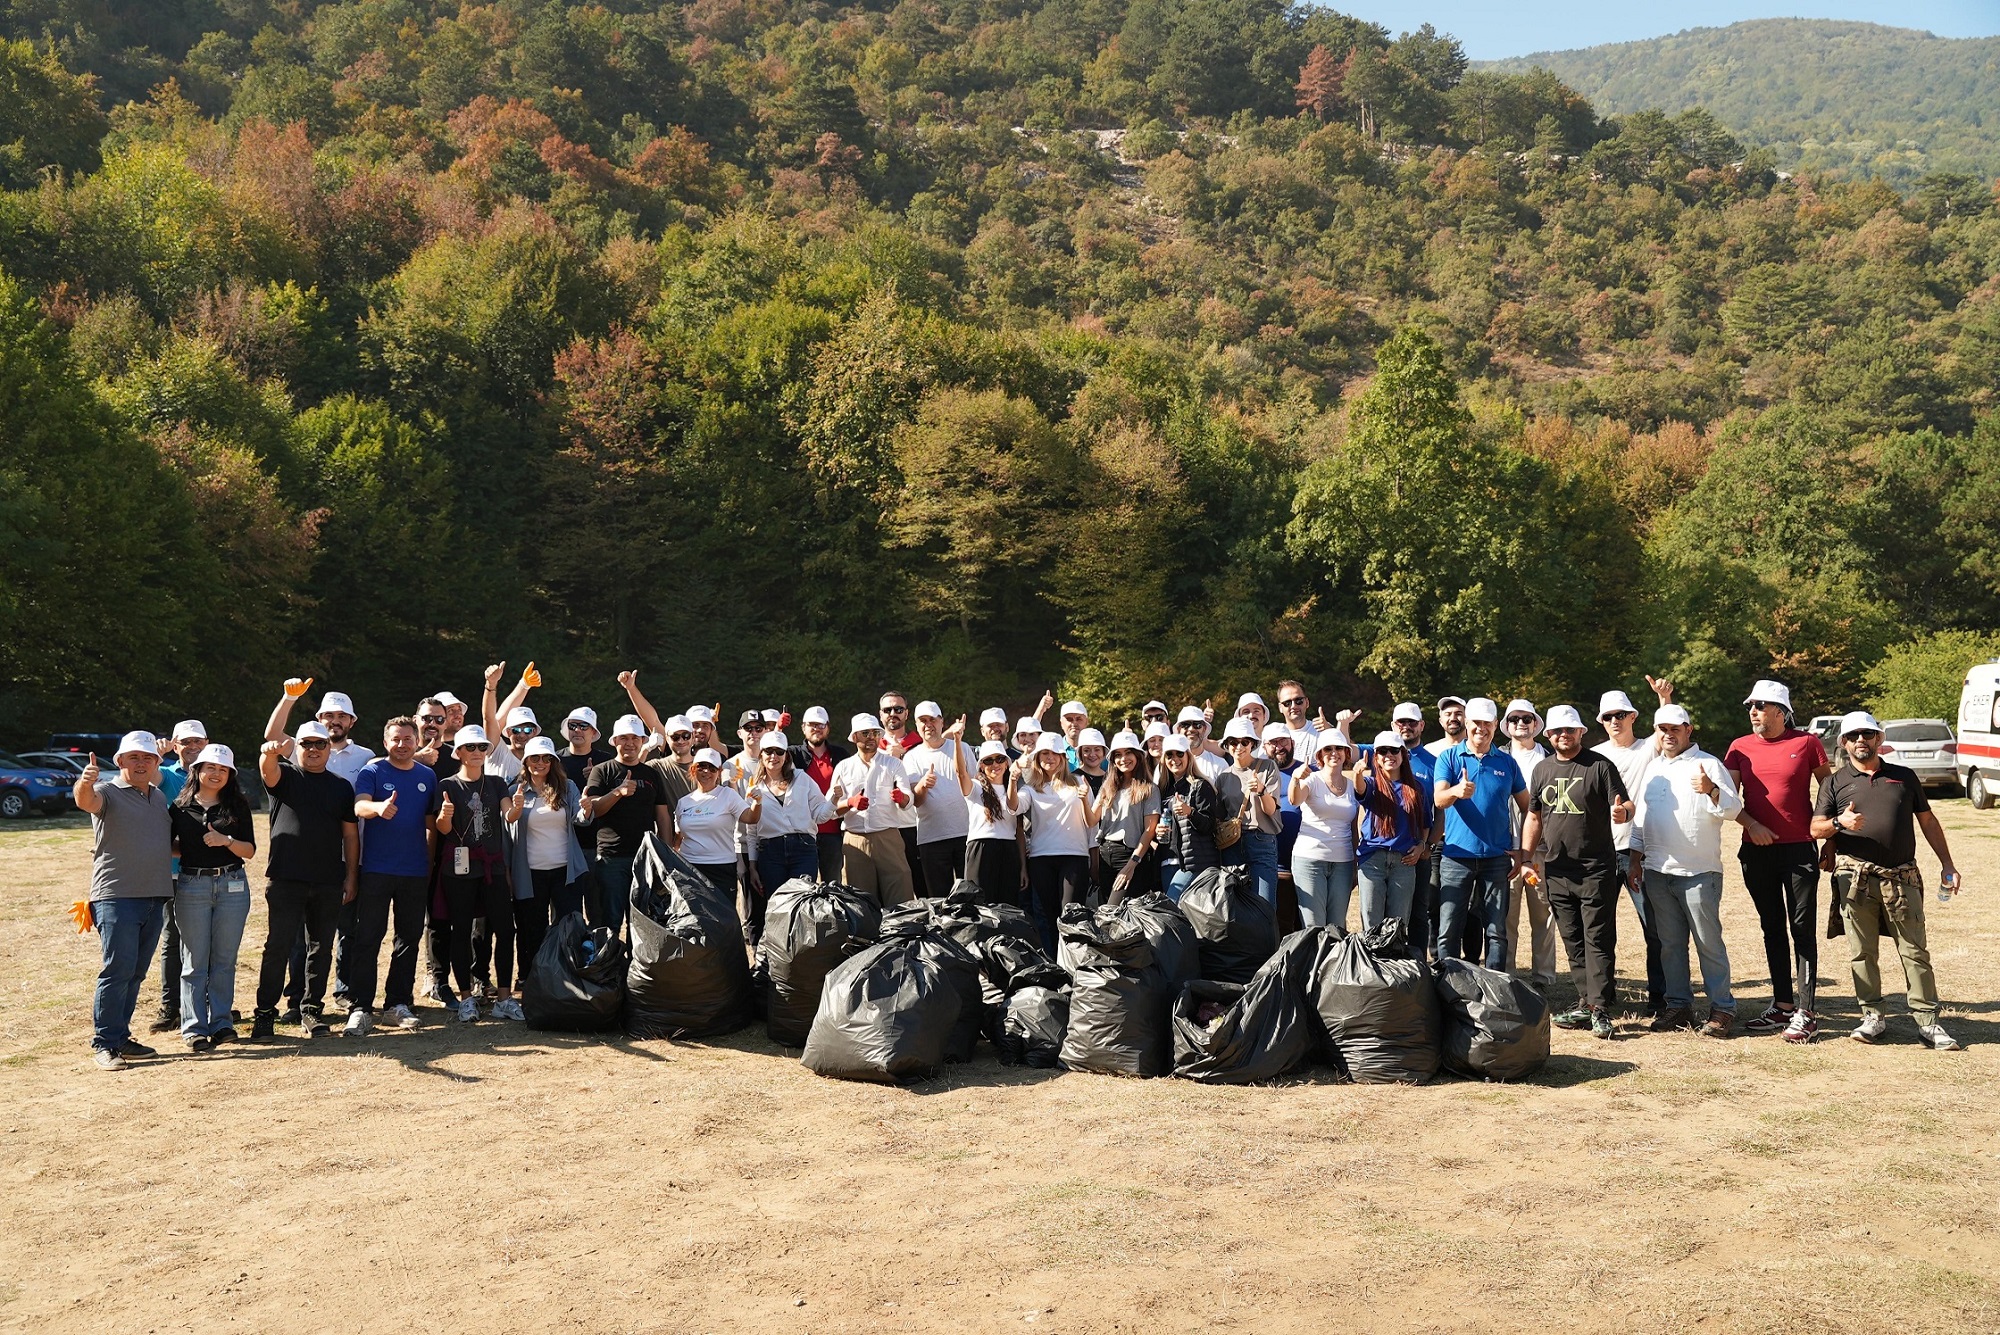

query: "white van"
left=1956, top=660, right=2000, bottom=808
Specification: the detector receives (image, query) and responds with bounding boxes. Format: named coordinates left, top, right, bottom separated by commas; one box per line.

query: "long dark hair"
left=1360, top=750, right=1420, bottom=841
left=525, top=752, right=569, bottom=807
left=175, top=760, right=251, bottom=827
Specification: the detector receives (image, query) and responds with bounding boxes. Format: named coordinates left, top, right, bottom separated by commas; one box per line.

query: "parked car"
left=20, top=750, right=90, bottom=776
left=1957, top=661, right=2000, bottom=809
left=1807, top=715, right=1842, bottom=763
left=0, top=752, right=77, bottom=818
left=1879, top=719, right=1959, bottom=792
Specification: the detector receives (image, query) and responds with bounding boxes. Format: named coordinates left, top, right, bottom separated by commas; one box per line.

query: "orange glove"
left=284, top=676, right=314, bottom=698
left=523, top=662, right=542, bottom=688
left=69, top=899, right=95, bottom=933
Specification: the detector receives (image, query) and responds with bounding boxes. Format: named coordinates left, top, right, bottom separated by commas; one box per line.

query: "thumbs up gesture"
left=284, top=676, right=313, bottom=699
left=484, top=661, right=506, bottom=690
left=522, top=661, right=541, bottom=689
left=1611, top=795, right=1634, bottom=824
left=379, top=787, right=399, bottom=821
left=1691, top=766, right=1717, bottom=798
left=80, top=752, right=100, bottom=784
left=437, top=787, right=456, bottom=832
left=1455, top=772, right=1476, bottom=800
left=1837, top=801, right=1864, bottom=832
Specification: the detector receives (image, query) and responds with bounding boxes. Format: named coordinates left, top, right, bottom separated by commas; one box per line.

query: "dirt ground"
left=3, top=805, right=1999, bottom=1334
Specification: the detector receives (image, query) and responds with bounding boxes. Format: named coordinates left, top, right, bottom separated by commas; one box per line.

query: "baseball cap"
left=318, top=692, right=357, bottom=718
left=738, top=708, right=763, bottom=727
left=295, top=720, right=331, bottom=742
left=915, top=700, right=944, bottom=720
left=1839, top=710, right=1884, bottom=737
left=1108, top=730, right=1144, bottom=753
left=171, top=719, right=207, bottom=743
left=1597, top=690, right=1637, bottom=719
left=1654, top=704, right=1692, bottom=727
left=1371, top=730, right=1404, bottom=751
left=452, top=725, right=491, bottom=750
left=1392, top=702, right=1423, bottom=723
left=1261, top=722, right=1293, bottom=744
left=980, top=707, right=1008, bottom=728
left=523, top=735, right=559, bottom=759
left=686, top=705, right=715, bottom=724
left=1177, top=706, right=1207, bottom=725
left=114, top=730, right=159, bottom=760
left=850, top=713, right=883, bottom=737
left=192, top=743, right=235, bottom=771
left=1161, top=734, right=1191, bottom=754
left=693, top=747, right=724, bottom=768
left=803, top=706, right=830, bottom=725
left=1465, top=697, right=1499, bottom=723
left=1437, top=695, right=1467, bottom=710
left=611, top=714, right=647, bottom=739
left=977, top=740, right=1010, bottom=761
left=1060, top=699, right=1089, bottom=718
left=1221, top=718, right=1259, bottom=742
left=1545, top=705, right=1586, bottom=731
left=564, top=706, right=599, bottom=729
left=1236, top=692, right=1267, bottom=713
left=760, top=731, right=789, bottom=751
left=504, top=706, right=538, bottom=730
left=663, top=714, right=692, bottom=736
left=1743, top=679, right=1794, bottom=713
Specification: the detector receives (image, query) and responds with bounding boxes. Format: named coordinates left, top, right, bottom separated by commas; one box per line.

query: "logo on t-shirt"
left=1540, top=775, right=1583, bottom=814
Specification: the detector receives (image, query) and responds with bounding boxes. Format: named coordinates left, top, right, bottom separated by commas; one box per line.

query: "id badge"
left=453, top=845, right=470, bottom=876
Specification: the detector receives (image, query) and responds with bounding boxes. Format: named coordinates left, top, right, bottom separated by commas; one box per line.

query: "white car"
left=1956, top=661, right=2000, bottom=808
left=1879, top=719, right=1958, bottom=792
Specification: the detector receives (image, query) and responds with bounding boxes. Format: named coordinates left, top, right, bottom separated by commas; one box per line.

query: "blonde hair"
left=1025, top=748, right=1078, bottom=792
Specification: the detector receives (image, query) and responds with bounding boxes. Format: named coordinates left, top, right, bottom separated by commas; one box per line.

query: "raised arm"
left=619, top=669, right=665, bottom=739
left=258, top=736, right=292, bottom=790
left=264, top=678, right=310, bottom=743
left=72, top=753, right=103, bottom=814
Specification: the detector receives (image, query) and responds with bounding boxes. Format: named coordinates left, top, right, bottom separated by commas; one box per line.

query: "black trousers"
left=1546, top=858, right=1619, bottom=1014
left=1740, top=841, right=1820, bottom=1011
left=965, top=837, right=1020, bottom=908
left=341, top=872, right=430, bottom=1012
left=1409, top=842, right=1442, bottom=962
left=815, top=830, right=845, bottom=884
left=899, top=827, right=925, bottom=898
left=257, top=878, right=343, bottom=1016
left=1026, top=854, right=1089, bottom=954
left=521, top=866, right=564, bottom=974
left=443, top=871, right=513, bottom=994
left=918, top=836, right=967, bottom=898
left=1098, top=840, right=1156, bottom=905
left=156, top=898, right=179, bottom=1018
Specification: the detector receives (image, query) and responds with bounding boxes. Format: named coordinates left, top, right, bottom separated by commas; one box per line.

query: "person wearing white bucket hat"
left=1725, top=678, right=1832, bottom=1044
left=1433, top=697, right=1530, bottom=968
left=505, top=734, right=590, bottom=980
left=1592, top=685, right=1665, bottom=1016
left=905, top=704, right=976, bottom=892
left=744, top=731, right=837, bottom=929
left=829, top=714, right=916, bottom=906
left=581, top=714, right=675, bottom=939
left=1092, top=730, right=1161, bottom=902
left=1288, top=732, right=1359, bottom=928
left=74, top=734, right=175, bottom=1069
left=788, top=706, right=850, bottom=876
left=1352, top=730, right=1430, bottom=934
left=430, top=726, right=517, bottom=1024
left=250, top=720, right=359, bottom=1040
left=1501, top=698, right=1559, bottom=991
left=964, top=740, right=1029, bottom=906
left=1021, top=735, right=1097, bottom=952
left=168, top=743, right=256, bottom=1050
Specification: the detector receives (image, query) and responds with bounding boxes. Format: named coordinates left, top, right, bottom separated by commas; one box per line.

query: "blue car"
left=0, top=751, right=76, bottom=818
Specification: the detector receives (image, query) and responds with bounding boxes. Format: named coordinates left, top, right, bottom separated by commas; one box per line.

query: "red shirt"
left=1723, top=729, right=1823, bottom=844
left=803, top=748, right=839, bottom=834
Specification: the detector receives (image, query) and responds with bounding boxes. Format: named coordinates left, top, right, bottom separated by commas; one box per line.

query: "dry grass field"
left=3, top=805, right=1998, bottom=1333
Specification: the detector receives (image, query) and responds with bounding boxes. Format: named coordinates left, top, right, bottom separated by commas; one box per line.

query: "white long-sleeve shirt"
left=830, top=750, right=913, bottom=834
left=1635, top=746, right=1742, bottom=876
left=743, top=775, right=836, bottom=862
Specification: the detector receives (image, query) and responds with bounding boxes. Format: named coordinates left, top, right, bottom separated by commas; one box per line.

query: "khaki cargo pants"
left=1835, top=857, right=1939, bottom=1024
left=842, top=830, right=915, bottom=907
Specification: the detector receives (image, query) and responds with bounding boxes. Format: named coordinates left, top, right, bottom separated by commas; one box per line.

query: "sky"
left=1332, top=1, right=2000, bottom=60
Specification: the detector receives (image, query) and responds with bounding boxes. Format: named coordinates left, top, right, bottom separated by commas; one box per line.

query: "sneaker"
left=387, top=1004, right=420, bottom=1031
left=491, top=998, right=524, bottom=1022
left=119, top=1040, right=157, bottom=1059
left=210, top=1027, right=238, bottom=1046
left=1782, top=1010, right=1818, bottom=1045
left=344, top=1009, right=373, bottom=1037
left=148, top=1011, right=180, bottom=1034
left=455, top=997, right=479, bottom=1024
left=1552, top=1007, right=1592, bottom=1031
left=278, top=1006, right=302, bottom=1026
left=188, top=1035, right=212, bottom=1053
left=422, top=978, right=452, bottom=1005
left=1850, top=1012, right=1889, bottom=1044
left=1701, top=1009, right=1735, bottom=1039
left=1649, top=1006, right=1695, bottom=1033
left=1743, top=1005, right=1794, bottom=1036
left=1590, top=1009, right=1615, bottom=1041
left=93, top=1049, right=127, bottom=1071
left=1917, top=1021, right=1961, bottom=1052
left=301, top=1011, right=329, bottom=1039
left=251, top=1011, right=276, bottom=1040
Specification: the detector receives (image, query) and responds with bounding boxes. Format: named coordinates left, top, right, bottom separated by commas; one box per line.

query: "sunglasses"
left=1224, top=738, right=1256, bottom=748
left=565, top=721, right=593, bottom=731
left=459, top=742, right=489, bottom=752
left=881, top=706, right=907, bottom=714
left=1748, top=701, right=1784, bottom=711
left=1278, top=698, right=1307, bottom=709
left=1847, top=730, right=1881, bottom=741
left=1375, top=746, right=1404, bottom=756
left=1505, top=716, right=1535, bottom=725
left=419, top=714, right=445, bottom=725
left=669, top=732, right=692, bottom=741
left=1177, top=721, right=1203, bottom=730
left=299, top=740, right=331, bottom=750
left=1600, top=711, right=1635, bottom=722
left=981, top=756, right=1009, bottom=766
left=508, top=725, right=536, bottom=734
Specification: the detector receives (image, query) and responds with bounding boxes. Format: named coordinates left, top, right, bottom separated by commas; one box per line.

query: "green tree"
left=1864, top=630, right=2000, bottom=722
left=0, top=38, right=107, bottom=188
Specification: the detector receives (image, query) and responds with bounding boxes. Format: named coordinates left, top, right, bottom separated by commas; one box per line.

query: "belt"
left=180, top=867, right=245, bottom=878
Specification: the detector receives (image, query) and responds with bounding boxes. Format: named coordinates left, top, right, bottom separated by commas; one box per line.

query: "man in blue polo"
left=1433, top=697, right=1530, bottom=968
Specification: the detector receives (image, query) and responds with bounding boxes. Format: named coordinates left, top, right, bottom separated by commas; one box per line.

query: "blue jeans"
left=92, top=897, right=167, bottom=1053
left=1356, top=850, right=1419, bottom=932
left=595, top=854, right=634, bottom=938
left=175, top=869, right=251, bottom=1038
left=1240, top=829, right=1279, bottom=909
left=755, top=833, right=820, bottom=895
left=1438, top=854, right=1512, bottom=968
left=1292, top=856, right=1357, bottom=929
left=1643, top=869, right=1734, bottom=1014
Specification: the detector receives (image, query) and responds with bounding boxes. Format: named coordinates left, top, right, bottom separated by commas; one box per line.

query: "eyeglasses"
left=1375, top=746, right=1404, bottom=756
left=1847, top=730, right=1881, bottom=741
left=1505, top=716, right=1535, bottom=725
left=1748, top=701, right=1782, bottom=711
left=981, top=757, right=1009, bottom=767
left=1224, top=738, right=1256, bottom=748
left=881, top=705, right=907, bottom=715
left=565, top=721, right=593, bottom=732
left=669, top=732, right=692, bottom=741
left=459, top=743, right=489, bottom=752
left=1177, top=721, right=1203, bottom=731
left=1278, top=697, right=1307, bottom=709
left=419, top=714, right=445, bottom=725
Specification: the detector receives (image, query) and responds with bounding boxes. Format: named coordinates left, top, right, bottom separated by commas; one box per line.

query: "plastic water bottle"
left=1938, top=871, right=1959, bottom=904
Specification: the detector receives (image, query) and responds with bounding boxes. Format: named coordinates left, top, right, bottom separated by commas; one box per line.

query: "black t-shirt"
left=266, top=761, right=357, bottom=883
left=170, top=795, right=255, bottom=871
left=1528, top=751, right=1628, bottom=865
left=560, top=745, right=611, bottom=792
left=584, top=759, right=669, bottom=857
left=1818, top=761, right=1930, bottom=866
left=430, top=773, right=509, bottom=861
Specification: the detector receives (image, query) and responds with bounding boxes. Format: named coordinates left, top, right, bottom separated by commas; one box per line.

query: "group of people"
left=76, top=664, right=1966, bottom=1070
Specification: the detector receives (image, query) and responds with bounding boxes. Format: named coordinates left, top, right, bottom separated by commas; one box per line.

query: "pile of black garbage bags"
left=520, top=849, right=1550, bottom=1087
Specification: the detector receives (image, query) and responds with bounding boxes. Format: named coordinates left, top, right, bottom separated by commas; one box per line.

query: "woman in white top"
left=673, top=747, right=761, bottom=911
left=964, top=740, right=1028, bottom=907
left=1020, top=735, right=1096, bottom=952
left=1289, top=732, right=1360, bottom=929
left=745, top=732, right=836, bottom=920
left=1093, top=730, right=1160, bottom=903
left=505, top=736, right=590, bottom=981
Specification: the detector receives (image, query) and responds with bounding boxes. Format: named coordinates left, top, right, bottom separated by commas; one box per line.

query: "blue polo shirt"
left=352, top=757, right=437, bottom=877
left=1435, top=743, right=1525, bottom=860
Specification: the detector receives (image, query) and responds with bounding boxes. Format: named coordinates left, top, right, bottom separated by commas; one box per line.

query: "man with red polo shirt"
left=1724, top=679, right=1831, bottom=1043
left=789, top=707, right=850, bottom=879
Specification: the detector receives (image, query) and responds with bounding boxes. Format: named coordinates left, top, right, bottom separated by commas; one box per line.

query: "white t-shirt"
left=966, top=783, right=1027, bottom=841
left=1292, top=771, right=1359, bottom=863
left=518, top=788, right=572, bottom=870
left=1593, top=737, right=1655, bottom=853
left=1022, top=780, right=1091, bottom=858
left=676, top=786, right=748, bottom=865
left=1508, top=743, right=1548, bottom=848
left=489, top=746, right=525, bottom=783
left=906, top=739, right=972, bottom=844
left=326, top=743, right=374, bottom=784
left=1193, top=749, right=1229, bottom=782
left=830, top=750, right=913, bottom=834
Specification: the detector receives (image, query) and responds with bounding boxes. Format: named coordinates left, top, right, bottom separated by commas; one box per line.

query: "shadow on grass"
left=132, top=1019, right=678, bottom=1082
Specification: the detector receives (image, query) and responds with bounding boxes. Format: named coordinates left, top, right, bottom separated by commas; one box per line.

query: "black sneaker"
left=188, top=1035, right=212, bottom=1053
left=119, top=1040, right=158, bottom=1059
left=250, top=1011, right=276, bottom=1040
left=147, top=1011, right=180, bottom=1034
left=1742, top=1005, right=1793, bottom=1036
left=278, top=1006, right=302, bottom=1026
left=301, top=1011, right=329, bottom=1038
left=1648, top=1006, right=1695, bottom=1033
left=210, top=1027, right=239, bottom=1046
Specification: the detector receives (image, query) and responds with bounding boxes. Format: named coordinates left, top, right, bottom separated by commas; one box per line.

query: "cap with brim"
left=433, top=691, right=465, bottom=709
left=738, top=709, right=762, bottom=727
left=663, top=715, right=691, bottom=736
left=915, top=700, right=944, bottom=720
left=1465, top=697, right=1499, bottom=723
left=686, top=705, right=715, bottom=724
left=295, top=721, right=331, bottom=742
left=453, top=725, right=491, bottom=750
left=1392, top=702, right=1423, bottom=723
left=1143, top=722, right=1171, bottom=741
left=114, top=731, right=159, bottom=760
left=1654, top=705, right=1692, bottom=727
left=1236, top=692, right=1267, bottom=713
left=979, top=707, right=1007, bottom=727
left=850, top=713, right=883, bottom=738
left=192, top=743, right=235, bottom=771
left=318, top=692, right=356, bottom=718
left=1545, top=705, right=1586, bottom=731
left=172, top=719, right=207, bottom=743
left=1743, top=679, right=1794, bottom=713
left=523, top=736, right=559, bottom=759
left=1060, top=700, right=1088, bottom=718
left=1371, top=730, right=1404, bottom=751
left=611, top=714, right=647, bottom=740
left=1161, top=735, right=1191, bottom=754
left=1032, top=735, right=1066, bottom=757
left=1143, top=700, right=1169, bottom=715
left=761, top=731, right=789, bottom=751
left=762, top=709, right=782, bottom=724
left=1437, top=695, right=1467, bottom=710
left=1839, top=710, right=1883, bottom=737
left=564, top=706, right=598, bottom=729
left=504, top=706, right=537, bottom=730
left=1176, top=706, right=1207, bottom=725
left=1261, top=722, right=1294, bottom=744
left=1013, top=717, right=1041, bottom=737
left=1315, top=732, right=1354, bottom=755
left=1504, top=698, right=1540, bottom=723
left=1078, top=728, right=1107, bottom=749
left=1221, top=718, right=1259, bottom=742
left=1597, top=690, right=1637, bottom=719
left=1108, top=730, right=1144, bottom=754
left=693, top=747, right=723, bottom=769
left=978, top=740, right=1010, bottom=761
left=803, top=706, right=830, bottom=725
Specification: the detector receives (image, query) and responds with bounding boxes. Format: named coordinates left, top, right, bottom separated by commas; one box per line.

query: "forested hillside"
left=3, top=0, right=1999, bottom=745
left=1490, top=20, right=2000, bottom=188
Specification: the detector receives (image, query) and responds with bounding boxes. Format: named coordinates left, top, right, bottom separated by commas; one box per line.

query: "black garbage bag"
left=1057, top=906, right=1172, bottom=1076
left=1434, top=958, right=1551, bottom=1082
left=521, top=912, right=627, bottom=1031
left=762, top=879, right=881, bottom=1047
left=623, top=835, right=754, bottom=1039
left=1313, top=928, right=1442, bottom=1084
left=894, top=893, right=1061, bottom=1002
left=996, top=985, right=1070, bottom=1067
left=1115, top=892, right=1202, bottom=991
left=1177, top=866, right=1278, bottom=983
left=1171, top=928, right=1323, bottom=1084
left=800, top=933, right=973, bottom=1082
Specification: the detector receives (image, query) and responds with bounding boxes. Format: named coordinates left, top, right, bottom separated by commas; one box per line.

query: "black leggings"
left=443, top=872, right=514, bottom=994
left=1740, top=842, right=1820, bottom=1011
left=1026, top=854, right=1090, bottom=954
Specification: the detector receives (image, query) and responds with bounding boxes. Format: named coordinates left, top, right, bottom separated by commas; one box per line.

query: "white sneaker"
left=491, top=998, right=525, bottom=1022
left=455, top=997, right=479, bottom=1024
left=387, top=1004, right=419, bottom=1031
left=1918, top=1021, right=1961, bottom=1052
left=1850, top=1012, right=1888, bottom=1044
left=344, top=1009, right=373, bottom=1037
